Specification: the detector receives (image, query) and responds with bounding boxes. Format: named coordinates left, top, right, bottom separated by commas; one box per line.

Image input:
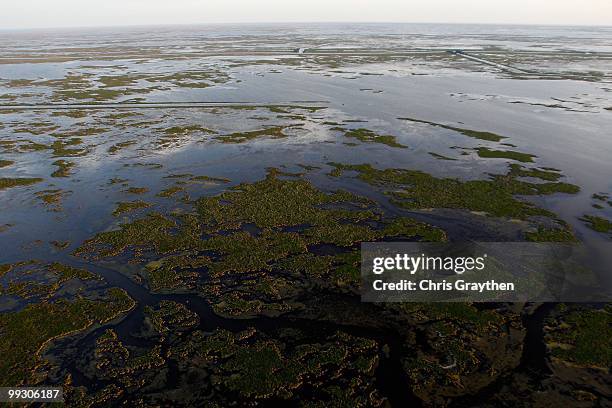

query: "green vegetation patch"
left=147, top=70, right=229, bottom=88
left=214, top=126, right=290, bottom=144
left=193, top=169, right=443, bottom=246
left=157, top=186, right=185, bottom=198
left=145, top=300, right=199, bottom=334
left=338, top=128, right=407, bottom=148
left=112, top=200, right=152, bottom=217
left=78, top=169, right=445, bottom=296
left=105, top=112, right=140, bottom=120
left=525, top=226, right=577, bottom=242
left=396, top=302, right=516, bottom=398
left=11, top=138, right=86, bottom=157
left=108, top=141, right=137, bottom=154
left=507, top=164, right=562, bottom=181
left=171, top=329, right=381, bottom=404
left=18, top=141, right=48, bottom=152
left=592, top=193, right=608, bottom=201
left=93, top=328, right=165, bottom=383
left=328, top=163, right=578, bottom=221
left=195, top=170, right=372, bottom=234
left=0, top=160, right=14, bottom=168
left=51, top=110, right=88, bottom=119
left=50, top=138, right=86, bottom=157
left=144, top=254, right=209, bottom=291
left=163, top=125, right=215, bottom=135
left=13, top=123, right=60, bottom=136
left=76, top=212, right=187, bottom=258
left=51, top=240, right=70, bottom=250
left=98, top=74, right=144, bottom=88
left=190, top=175, right=231, bottom=184
left=0, top=261, right=97, bottom=299
left=546, top=307, right=611, bottom=368
left=0, top=177, right=43, bottom=190
left=477, top=147, right=536, bottom=163
left=591, top=193, right=611, bottom=208
left=51, top=160, right=75, bottom=178
left=53, top=87, right=151, bottom=102
left=124, top=187, right=149, bottom=195
left=0, top=287, right=134, bottom=386
left=36, top=189, right=70, bottom=211
left=580, top=215, right=612, bottom=234
left=52, top=127, right=108, bottom=138
left=203, top=230, right=306, bottom=278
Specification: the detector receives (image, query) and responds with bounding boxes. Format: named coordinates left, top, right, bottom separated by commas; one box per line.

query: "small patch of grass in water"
left=338, top=128, right=407, bottom=148
left=0, top=178, right=43, bottom=190
left=51, top=160, right=75, bottom=178
left=112, top=200, right=152, bottom=217
left=215, top=126, right=290, bottom=144
left=580, top=215, right=612, bottom=234
left=477, top=147, right=535, bottom=163
left=124, top=187, right=149, bottom=195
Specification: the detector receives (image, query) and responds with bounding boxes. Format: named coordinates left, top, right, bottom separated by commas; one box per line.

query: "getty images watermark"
left=361, top=242, right=612, bottom=302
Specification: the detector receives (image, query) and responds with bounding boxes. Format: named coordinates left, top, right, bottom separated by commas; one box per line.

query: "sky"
left=2, top=0, right=611, bottom=29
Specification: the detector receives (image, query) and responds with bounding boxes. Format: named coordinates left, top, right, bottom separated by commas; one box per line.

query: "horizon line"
left=2, top=20, right=611, bottom=32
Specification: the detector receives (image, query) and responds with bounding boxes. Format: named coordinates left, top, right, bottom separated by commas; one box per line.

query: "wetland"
left=0, top=23, right=611, bottom=407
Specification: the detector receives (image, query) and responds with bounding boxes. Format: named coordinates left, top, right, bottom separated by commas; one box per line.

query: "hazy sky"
left=2, top=0, right=611, bottom=29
